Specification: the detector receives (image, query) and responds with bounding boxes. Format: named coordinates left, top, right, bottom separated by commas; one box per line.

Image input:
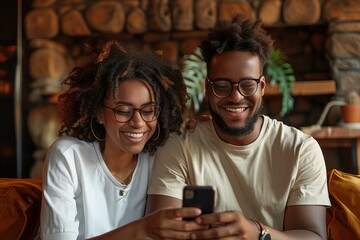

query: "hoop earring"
left=153, top=123, right=160, bottom=141
left=90, top=116, right=105, bottom=141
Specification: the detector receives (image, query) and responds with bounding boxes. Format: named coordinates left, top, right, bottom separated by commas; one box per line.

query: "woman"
left=40, top=41, right=202, bottom=239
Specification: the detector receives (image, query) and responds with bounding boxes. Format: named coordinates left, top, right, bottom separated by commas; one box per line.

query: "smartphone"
left=182, top=185, right=215, bottom=221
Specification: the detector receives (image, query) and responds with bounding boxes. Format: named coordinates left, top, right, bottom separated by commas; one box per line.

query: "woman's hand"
left=138, top=207, right=205, bottom=240
left=89, top=208, right=205, bottom=240
left=180, top=115, right=212, bottom=133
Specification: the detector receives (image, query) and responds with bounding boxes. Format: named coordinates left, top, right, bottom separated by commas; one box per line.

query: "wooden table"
left=309, top=126, right=360, bottom=174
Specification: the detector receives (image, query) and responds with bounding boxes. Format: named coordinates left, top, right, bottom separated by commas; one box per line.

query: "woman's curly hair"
left=58, top=41, right=188, bottom=153
left=200, top=14, right=274, bottom=71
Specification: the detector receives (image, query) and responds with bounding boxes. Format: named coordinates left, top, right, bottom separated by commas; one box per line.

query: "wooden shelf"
left=307, top=126, right=360, bottom=174
left=265, top=80, right=336, bottom=96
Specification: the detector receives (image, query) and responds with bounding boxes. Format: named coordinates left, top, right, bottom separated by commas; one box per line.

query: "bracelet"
left=250, top=219, right=272, bottom=240
left=250, top=219, right=262, bottom=239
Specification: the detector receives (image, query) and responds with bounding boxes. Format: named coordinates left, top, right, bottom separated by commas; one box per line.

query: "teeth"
left=124, top=132, right=144, bottom=138
left=226, top=107, right=245, bottom=112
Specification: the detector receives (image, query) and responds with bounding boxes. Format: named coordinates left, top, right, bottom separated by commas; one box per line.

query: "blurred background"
left=1, top=0, right=359, bottom=178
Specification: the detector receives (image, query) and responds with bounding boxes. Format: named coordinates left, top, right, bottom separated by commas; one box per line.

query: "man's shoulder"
left=263, top=116, right=313, bottom=146
left=165, top=121, right=214, bottom=149
left=265, top=116, right=307, bottom=135
left=171, top=121, right=213, bottom=139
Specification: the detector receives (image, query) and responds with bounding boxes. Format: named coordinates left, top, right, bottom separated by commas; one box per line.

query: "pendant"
left=119, top=189, right=126, bottom=197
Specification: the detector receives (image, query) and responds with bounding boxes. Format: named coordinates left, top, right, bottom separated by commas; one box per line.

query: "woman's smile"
left=121, top=129, right=149, bottom=144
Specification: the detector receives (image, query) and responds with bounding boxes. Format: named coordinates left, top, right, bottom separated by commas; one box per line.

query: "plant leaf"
left=181, top=47, right=207, bottom=113
left=266, top=48, right=296, bottom=117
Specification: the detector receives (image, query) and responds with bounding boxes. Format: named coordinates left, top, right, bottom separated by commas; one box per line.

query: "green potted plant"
left=340, top=91, right=360, bottom=123
left=265, top=49, right=296, bottom=117
left=182, top=47, right=296, bottom=116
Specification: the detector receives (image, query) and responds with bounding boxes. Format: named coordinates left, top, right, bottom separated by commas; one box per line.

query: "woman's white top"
left=40, top=136, right=154, bottom=240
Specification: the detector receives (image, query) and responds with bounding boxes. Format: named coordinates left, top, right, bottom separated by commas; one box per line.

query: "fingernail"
left=195, top=217, right=202, bottom=224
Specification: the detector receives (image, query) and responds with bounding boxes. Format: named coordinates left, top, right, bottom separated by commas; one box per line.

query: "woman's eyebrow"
left=112, top=101, right=156, bottom=106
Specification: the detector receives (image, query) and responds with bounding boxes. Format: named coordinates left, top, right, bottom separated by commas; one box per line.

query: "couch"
left=0, top=178, right=42, bottom=240
left=326, top=169, right=360, bottom=239
left=0, top=169, right=359, bottom=239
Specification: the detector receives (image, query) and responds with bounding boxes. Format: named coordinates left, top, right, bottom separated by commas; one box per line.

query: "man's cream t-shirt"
left=148, top=115, right=331, bottom=230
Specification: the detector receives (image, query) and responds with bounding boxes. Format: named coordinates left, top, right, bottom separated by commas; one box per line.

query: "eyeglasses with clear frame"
left=103, top=104, right=161, bottom=123
left=207, top=76, right=262, bottom=98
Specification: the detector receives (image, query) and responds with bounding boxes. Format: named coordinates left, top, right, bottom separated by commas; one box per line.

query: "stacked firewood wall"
left=24, top=0, right=358, bottom=101
left=22, top=0, right=360, bottom=177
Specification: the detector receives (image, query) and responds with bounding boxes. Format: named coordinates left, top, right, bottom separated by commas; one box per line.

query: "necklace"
left=103, top=155, right=137, bottom=186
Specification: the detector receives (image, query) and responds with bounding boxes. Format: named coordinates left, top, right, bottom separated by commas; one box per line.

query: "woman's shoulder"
left=50, top=136, right=96, bottom=154
left=52, top=135, right=83, bottom=146
left=45, top=136, right=100, bottom=171
left=137, top=152, right=154, bottom=176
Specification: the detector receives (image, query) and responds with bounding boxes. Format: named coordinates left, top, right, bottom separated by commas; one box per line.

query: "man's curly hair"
left=58, top=41, right=188, bottom=154
left=200, top=14, right=274, bottom=71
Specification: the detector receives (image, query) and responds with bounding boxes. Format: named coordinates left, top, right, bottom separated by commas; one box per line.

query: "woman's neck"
left=102, top=149, right=138, bottom=185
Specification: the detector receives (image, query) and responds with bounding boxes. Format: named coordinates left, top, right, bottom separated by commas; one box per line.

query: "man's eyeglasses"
left=207, top=76, right=262, bottom=98
left=103, top=104, right=161, bottom=123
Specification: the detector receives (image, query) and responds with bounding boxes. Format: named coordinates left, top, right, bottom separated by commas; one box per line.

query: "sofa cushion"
left=326, top=169, right=360, bottom=240
left=0, top=178, right=42, bottom=240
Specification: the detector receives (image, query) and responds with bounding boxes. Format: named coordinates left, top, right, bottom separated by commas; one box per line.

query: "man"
left=147, top=14, right=330, bottom=240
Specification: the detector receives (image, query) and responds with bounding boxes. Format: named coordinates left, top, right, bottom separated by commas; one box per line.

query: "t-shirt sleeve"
left=41, top=143, right=79, bottom=240
left=147, top=133, right=189, bottom=200
left=287, top=136, right=331, bottom=207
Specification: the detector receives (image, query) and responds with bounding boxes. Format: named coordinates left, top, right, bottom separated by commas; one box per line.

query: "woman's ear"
left=95, top=108, right=104, bottom=124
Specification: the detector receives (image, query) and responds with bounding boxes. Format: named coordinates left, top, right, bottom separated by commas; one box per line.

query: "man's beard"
left=209, top=102, right=263, bottom=137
